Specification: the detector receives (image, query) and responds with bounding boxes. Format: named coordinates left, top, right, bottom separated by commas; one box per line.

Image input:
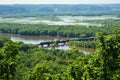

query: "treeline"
left=0, top=29, right=120, bottom=80
left=2, top=11, right=120, bottom=18
left=1, top=4, right=120, bottom=18
left=0, top=22, right=119, bottom=38
left=69, top=41, right=96, bottom=49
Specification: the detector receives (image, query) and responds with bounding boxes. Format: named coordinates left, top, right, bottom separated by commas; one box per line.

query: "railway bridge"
left=38, top=40, right=69, bottom=47
left=38, top=37, right=96, bottom=47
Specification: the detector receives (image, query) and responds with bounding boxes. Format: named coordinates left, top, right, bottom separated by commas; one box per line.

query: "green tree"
left=68, top=29, right=120, bottom=80
left=27, top=64, right=51, bottom=80
left=0, top=41, right=21, bottom=80
left=96, top=30, right=120, bottom=79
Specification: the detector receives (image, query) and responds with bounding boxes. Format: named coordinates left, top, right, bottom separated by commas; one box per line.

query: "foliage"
left=0, top=41, right=21, bottom=80
left=0, top=36, right=10, bottom=48
left=0, top=29, right=120, bottom=80
left=95, top=30, right=120, bottom=79
left=27, top=64, right=51, bottom=80
left=69, top=41, right=96, bottom=49
left=0, top=22, right=119, bottom=38
left=68, top=29, right=120, bottom=80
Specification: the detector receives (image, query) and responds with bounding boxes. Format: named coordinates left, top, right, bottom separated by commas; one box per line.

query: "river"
left=0, top=33, right=94, bottom=54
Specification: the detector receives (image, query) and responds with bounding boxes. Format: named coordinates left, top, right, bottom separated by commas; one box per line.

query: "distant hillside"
left=0, top=5, right=29, bottom=15
left=0, top=4, right=120, bottom=17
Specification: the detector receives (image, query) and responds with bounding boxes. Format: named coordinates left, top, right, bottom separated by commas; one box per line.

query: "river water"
left=0, top=33, right=94, bottom=54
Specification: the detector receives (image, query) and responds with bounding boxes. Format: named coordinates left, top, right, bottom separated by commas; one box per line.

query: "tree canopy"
left=0, top=28, right=120, bottom=80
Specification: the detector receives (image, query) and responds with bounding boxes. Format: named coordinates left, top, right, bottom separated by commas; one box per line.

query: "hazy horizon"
left=0, top=0, right=120, bottom=4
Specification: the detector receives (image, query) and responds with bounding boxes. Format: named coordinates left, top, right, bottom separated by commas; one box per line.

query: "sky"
left=0, top=0, right=120, bottom=4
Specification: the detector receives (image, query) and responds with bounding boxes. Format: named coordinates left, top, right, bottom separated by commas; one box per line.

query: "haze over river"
left=0, top=16, right=119, bottom=26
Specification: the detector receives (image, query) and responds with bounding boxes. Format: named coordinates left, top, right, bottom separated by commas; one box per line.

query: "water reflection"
left=11, top=36, right=49, bottom=44
left=47, top=45, right=71, bottom=50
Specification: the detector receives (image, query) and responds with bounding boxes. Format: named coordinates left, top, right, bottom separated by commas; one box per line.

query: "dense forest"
left=0, top=20, right=119, bottom=38
left=0, top=28, right=120, bottom=80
